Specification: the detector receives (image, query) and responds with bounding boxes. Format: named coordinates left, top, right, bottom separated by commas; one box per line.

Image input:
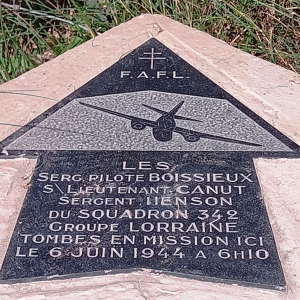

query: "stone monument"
left=0, top=15, right=300, bottom=300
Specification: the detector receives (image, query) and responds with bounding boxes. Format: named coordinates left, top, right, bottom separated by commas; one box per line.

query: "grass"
left=0, top=0, right=299, bottom=83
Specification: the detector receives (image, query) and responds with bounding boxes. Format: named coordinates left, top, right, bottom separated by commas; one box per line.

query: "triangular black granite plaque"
left=0, top=38, right=299, bottom=289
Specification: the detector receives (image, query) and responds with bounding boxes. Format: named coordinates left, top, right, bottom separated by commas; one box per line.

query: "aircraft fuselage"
left=153, top=115, right=176, bottom=142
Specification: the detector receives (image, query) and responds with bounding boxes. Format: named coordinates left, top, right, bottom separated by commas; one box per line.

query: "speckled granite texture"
left=6, top=92, right=290, bottom=151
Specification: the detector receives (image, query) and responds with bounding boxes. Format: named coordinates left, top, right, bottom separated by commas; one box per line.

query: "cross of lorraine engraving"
left=138, top=48, right=166, bottom=69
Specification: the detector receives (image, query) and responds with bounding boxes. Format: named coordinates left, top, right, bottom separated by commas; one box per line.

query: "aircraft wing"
left=174, top=126, right=262, bottom=147
left=79, top=102, right=157, bottom=128
left=142, top=104, right=167, bottom=116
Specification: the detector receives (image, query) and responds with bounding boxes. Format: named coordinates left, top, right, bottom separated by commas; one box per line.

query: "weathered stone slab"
left=0, top=14, right=300, bottom=300
left=0, top=158, right=36, bottom=267
left=0, top=36, right=297, bottom=290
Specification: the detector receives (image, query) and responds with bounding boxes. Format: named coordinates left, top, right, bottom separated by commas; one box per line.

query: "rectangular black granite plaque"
left=0, top=151, right=285, bottom=289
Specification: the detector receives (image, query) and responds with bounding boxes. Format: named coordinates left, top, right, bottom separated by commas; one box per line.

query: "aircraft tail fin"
left=168, top=101, right=184, bottom=117
left=143, top=102, right=201, bottom=122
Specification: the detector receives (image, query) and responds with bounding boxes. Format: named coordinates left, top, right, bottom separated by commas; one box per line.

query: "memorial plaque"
left=0, top=38, right=299, bottom=289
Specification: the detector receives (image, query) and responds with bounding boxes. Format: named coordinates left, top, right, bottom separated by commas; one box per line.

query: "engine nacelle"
left=183, top=133, right=201, bottom=142
left=131, top=119, right=146, bottom=130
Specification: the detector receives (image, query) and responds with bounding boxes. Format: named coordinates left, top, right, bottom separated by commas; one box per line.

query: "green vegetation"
left=0, top=0, right=299, bottom=83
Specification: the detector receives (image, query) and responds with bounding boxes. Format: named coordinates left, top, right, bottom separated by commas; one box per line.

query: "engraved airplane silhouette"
left=79, top=101, right=262, bottom=147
